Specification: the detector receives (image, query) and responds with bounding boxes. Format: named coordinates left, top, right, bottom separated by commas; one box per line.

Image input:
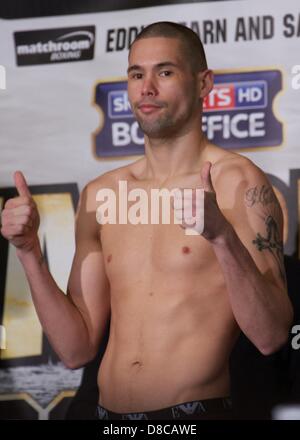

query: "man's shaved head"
left=130, top=21, right=208, bottom=73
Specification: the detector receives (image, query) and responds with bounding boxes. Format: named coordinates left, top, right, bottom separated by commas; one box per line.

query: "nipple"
left=182, top=246, right=191, bottom=254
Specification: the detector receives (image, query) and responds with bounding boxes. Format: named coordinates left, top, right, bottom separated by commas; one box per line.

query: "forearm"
left=17, top=241, right=94, bottom=368
left=211, top=225, right=293, bottom=354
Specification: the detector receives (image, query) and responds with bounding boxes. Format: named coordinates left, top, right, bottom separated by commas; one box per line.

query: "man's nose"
left=141, top=75, right=158, bottom=96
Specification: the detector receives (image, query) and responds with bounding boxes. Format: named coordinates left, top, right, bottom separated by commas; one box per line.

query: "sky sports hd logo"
left=14, top=26, right=95, bottom=66
left=93, top=70, right=283, bottom=158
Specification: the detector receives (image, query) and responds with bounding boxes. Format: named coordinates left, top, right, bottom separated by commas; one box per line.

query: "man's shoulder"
left=79, top=158, right=145, bottom=211
left=211, top=148, right=269, bottom=191
left=84, top=158, right=144, bottom=195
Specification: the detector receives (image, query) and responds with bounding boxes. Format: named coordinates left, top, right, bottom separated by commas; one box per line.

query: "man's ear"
left=197, top=69, right=214, bottom=99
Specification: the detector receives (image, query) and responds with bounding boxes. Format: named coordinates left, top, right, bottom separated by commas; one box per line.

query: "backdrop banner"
left=0, top=0, right=299, bottom=419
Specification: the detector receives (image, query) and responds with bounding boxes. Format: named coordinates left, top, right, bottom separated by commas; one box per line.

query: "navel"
left=132, top=361, right=143, bottom=367
left=107, top=254, right=112, bottom=263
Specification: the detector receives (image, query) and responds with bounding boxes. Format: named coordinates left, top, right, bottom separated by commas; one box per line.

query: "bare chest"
left=96, top=177, right=224, bottom=288
left=100, top=221, right=218, bottom=284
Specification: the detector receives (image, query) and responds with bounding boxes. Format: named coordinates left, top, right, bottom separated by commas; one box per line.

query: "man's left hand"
left=173, top=161, right=230, bottom=241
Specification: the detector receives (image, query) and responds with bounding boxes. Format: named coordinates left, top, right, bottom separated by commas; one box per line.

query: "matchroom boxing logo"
left=93, top=69, right=283, bottom=158
left=14, top=26, right=96, bottom=66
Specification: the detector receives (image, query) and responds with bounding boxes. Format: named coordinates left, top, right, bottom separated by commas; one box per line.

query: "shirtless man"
left=0, top=22, right=293, bottom=420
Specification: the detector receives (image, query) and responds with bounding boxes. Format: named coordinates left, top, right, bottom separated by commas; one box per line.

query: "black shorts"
left=96, top=397, right=233, bottom=420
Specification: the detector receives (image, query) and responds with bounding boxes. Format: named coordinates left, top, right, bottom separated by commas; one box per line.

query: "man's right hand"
left=0, top=171, right=40, bottom=252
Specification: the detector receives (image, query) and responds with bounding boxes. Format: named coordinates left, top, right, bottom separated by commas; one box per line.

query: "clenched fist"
left=173, top=161, right=230, bottom=242
left=1, top=171, right=40, bottom=252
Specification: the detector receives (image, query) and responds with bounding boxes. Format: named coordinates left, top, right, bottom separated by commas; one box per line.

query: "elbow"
left=259, top=343, right=283, bottom=356
left=63, top=359, right=85, bottom=370
left=61, top=348, right=98, bottom=370
left=258, top=328, right=291, bottom=356
left=259, top=304, right=294, bottom=356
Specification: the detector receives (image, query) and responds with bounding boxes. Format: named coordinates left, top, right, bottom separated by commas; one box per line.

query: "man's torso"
left=94, top=146, right=243, bottom=412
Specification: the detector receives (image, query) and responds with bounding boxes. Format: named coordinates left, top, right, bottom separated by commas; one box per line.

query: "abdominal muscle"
left=97, top=280, right=239, bottom=413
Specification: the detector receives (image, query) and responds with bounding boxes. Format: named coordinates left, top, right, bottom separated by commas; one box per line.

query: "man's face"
left=127, top=37, right=201, bottom=139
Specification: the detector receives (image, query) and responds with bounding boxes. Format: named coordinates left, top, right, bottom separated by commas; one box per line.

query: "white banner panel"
left=0, top=0, right=299, bottom=419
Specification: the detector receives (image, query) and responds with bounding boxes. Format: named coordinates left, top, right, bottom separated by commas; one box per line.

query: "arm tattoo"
left=245, top=185, right=277, bottom=208
left=252, top=215, right=286, bottom=282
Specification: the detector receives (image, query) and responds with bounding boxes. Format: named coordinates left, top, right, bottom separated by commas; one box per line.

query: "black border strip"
left=0, top=0, right=240, bottom=20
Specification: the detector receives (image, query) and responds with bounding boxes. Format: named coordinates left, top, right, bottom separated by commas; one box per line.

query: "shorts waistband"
left=96, top=397, right=232, bottom=420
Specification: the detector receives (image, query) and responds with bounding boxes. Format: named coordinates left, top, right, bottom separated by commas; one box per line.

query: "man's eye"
left=160, top=71, right=172, bottom=77
left=131, top=73, right=143, bottom=79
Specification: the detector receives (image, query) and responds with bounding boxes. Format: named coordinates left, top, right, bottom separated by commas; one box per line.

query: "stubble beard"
left=135, top=102, right=197, bottom=139
left=136, top=110, right=174, bottom=138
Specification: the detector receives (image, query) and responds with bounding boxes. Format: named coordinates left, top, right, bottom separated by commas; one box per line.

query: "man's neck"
left=143, top=130, right=207, bottom=183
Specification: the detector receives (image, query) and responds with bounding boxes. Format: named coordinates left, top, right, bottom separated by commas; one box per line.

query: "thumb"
left=14, top=171, right=32, bottom=197
left=201, top=161, right=215, bottom=193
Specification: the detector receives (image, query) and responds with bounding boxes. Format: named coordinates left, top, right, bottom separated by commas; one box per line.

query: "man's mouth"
left=137, top=103, right=163, bottom=114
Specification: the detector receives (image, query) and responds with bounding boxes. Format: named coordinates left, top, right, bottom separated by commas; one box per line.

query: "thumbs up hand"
left=0, top=171, right=40, bottom=252
left=15, top=170, right=33, bottom=198
left=200, top=161, right=229, bottom=242
left=173, top=162, right=230, bottom=242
